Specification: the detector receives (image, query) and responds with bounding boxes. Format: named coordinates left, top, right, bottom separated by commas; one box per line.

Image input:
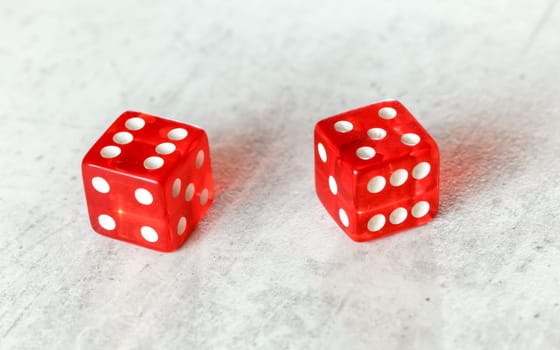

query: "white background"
left=1, top=1, right=559, bottom=349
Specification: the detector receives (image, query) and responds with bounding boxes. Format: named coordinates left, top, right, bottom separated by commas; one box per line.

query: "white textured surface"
left=1, top=1, right=560, bottom=349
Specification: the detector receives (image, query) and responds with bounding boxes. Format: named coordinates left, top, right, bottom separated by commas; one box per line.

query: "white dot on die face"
left=367, top=176, right=386, bottom=194
left=167, top=128, right=188, bottom=141
left=144, top=156, right=164, bottom=170
left=390, top=208, right=408, bottom=225
left=367, top=128, right=387, bottom=140
left=367, top=214, right=386, bottom=232
left=412, top=162, right=431, bottom=180
left=98, top=214, right=116, bottom=230
left=339, top=208, right=349, bottom=227
left=140, top=226, right=158, bottom=243
left=92, top=177, right=110, bottom=193
left=378, top=107, right=397, bottom=119
left=412, top=201, right=430, bottom=218
left=334, top=120, right=353, bottom=133
left=113, top=131, right=133, bottom=145
left=100, top=146, right=121, bottom=158
left=155, top=142, right=176, bottom=155
left=390, top=169, right=409, bottom=187
left=172, top=178, right=181, bottom=198
left=401, top=133, right=421, bottom=146
left=135, top=188, right=153, bottom=205
left=195, top=150, right=205, bottom=169
left=125, top=117, right=145, bottom=131
left=356, top=146, right=376, bottom=160
left=185, top=183, right=195, bottom=201
left=177, top=217, right=187, bottom=235
left=317, top=143, right=327, bottom=163
left=328, top=176, right=338, bottom=195
left=200, top=188, right=209, bottom=206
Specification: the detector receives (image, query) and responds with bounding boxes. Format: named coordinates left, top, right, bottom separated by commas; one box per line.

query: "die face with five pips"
left=82, top=101, right=439, bottom=251
left=82, top=111, right=214, bottom=252
left=314, top=100, right=439, bottom=242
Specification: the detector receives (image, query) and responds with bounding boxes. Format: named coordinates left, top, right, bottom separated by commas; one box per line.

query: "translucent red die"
left=82, top=111, right=214, bottom=252
left=314, top=100, right=439, bottom=242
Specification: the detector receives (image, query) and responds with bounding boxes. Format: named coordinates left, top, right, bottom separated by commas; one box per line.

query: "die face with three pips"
left=83, top=101, right=439, bottom=251
left=82, top=111, right=214, bottom=252
left=314, top=100, right=439, bottom=242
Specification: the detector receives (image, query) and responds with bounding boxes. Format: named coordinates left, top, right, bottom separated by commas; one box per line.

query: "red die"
left=314, top=100, right=439, bottom=242
left=82, top=111, right=214, bottom=252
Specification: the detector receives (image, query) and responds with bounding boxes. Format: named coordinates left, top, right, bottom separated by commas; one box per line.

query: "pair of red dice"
left=82, top=100, right=439, bottom=252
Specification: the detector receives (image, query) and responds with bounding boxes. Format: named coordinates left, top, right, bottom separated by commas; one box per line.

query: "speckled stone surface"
left=1, top=1, right=559, bottom=349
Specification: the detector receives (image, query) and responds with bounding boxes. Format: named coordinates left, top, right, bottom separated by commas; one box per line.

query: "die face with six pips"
left=82, top=101, right=439, bottom=251
left=82, top=111, right=214, bottom=252
left=314, top=100, right=439, bottom=242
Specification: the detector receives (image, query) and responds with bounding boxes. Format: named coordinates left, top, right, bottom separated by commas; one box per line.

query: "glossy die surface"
left=314, top=100, right=439, bottom=242
left=82, top=111, right=214, bottom=252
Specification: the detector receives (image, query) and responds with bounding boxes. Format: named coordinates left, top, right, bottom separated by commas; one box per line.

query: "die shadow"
left=183, top=107, right=533, bottom=249
left=433, top=116, right=532, bottom=215
left=181, top=115, right=288, bottom=247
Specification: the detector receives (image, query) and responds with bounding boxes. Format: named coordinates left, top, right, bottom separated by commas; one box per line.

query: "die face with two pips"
left=314, top=100, right=439, bottom=242
left=82, top=111, right=214, bottom=252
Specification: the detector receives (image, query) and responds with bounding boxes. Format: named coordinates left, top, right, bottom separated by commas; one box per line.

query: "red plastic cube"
left=314, top=100, right=439, bottom=241
left=82, top=111, right=214, bottom=252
